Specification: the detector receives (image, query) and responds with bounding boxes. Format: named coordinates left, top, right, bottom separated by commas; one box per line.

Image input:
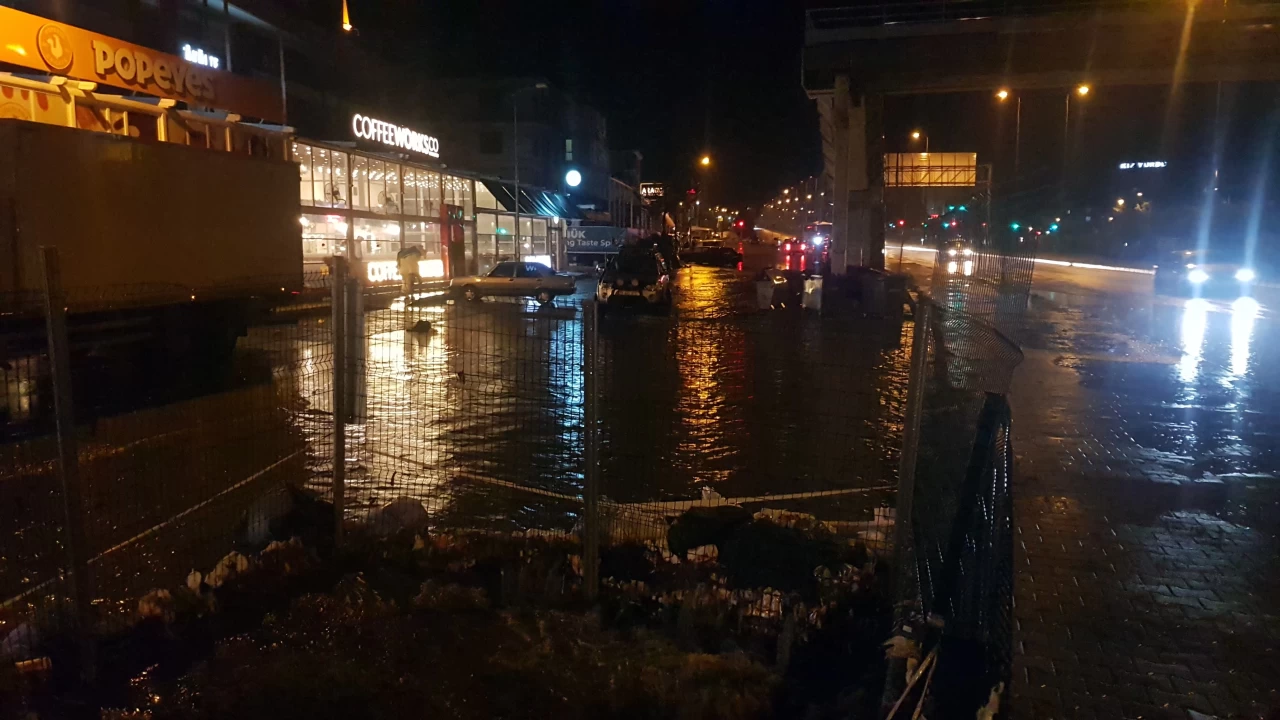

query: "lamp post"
left=1063, top=84, right=1090, bottom=199
left=996, top=89, right=1021, bottom=177
left=513, top=82, right=549, bottom=259
left=910, top=130, right=929, bottom=153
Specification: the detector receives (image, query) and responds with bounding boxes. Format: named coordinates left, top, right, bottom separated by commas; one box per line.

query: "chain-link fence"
left=1, top=252, right=331, bottom=683
left=3, top=246, right=1030, bottom=716
left=884, top=227, right=1034, bottom=718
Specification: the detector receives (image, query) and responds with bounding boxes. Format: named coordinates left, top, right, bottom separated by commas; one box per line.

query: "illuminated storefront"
left=2, top=6, right=567, bottom=287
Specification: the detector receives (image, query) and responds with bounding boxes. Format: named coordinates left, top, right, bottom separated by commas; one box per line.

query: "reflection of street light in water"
left=1179, top=298, right=1208, bottom=385
left=1230, top=297, right=1259, bottom=379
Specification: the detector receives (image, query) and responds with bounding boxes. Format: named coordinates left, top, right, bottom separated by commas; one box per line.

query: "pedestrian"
left=397, top=244, right=423, bottom=296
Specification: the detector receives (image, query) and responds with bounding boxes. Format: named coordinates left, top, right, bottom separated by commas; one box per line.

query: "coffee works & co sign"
left=351, top=113, right=441, bottom=159
left=0, top=5, right=283, bottom=122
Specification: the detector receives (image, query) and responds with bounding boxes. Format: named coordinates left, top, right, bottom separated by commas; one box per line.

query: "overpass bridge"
left=805, top=0, right=1280, bottom=272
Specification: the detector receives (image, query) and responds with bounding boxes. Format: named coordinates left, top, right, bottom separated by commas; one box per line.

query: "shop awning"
left=481, top=180, right=579, bottom=219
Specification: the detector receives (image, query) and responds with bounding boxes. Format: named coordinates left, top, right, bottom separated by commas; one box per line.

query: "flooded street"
left=287, top=261, right=911, bottom=532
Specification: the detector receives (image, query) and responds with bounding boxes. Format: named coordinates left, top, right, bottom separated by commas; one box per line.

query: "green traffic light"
left=1010, top=222, right=1020, bottom=230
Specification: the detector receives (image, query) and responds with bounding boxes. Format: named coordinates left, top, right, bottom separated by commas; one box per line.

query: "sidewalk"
left=1008, top=298, right=1280, bottom=718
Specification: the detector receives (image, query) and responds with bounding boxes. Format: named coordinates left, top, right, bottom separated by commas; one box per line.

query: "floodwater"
left=0, top=259, right=912, bottom=610
left=285, top=262, right=912, bottom=532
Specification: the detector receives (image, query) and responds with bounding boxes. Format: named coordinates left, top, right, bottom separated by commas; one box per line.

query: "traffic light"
left=1010, top=222, right=1020, bottom=230
left=736, top=220, right=745, bottom=228
left=897, top=219, right=906, bottom=227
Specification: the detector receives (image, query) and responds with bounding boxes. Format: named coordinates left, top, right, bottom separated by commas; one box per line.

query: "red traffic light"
left=735, top=220, right=745, bottom=228
left=687, top=188, right=697, bottom=195
left=897, top=219, right=905, bottom=227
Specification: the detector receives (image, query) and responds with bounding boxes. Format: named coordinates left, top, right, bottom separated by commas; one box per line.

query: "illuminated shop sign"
left=351, top=113, right=440, bottom=158
left=640, top=182, right=665, bottom=199
left=0, top=5, right=282, bottom=120
left=1118, top=161, right=1167, bottom=170
left=181, top=44, right=220, bottom=69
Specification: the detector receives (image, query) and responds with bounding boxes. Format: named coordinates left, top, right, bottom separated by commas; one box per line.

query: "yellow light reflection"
left=1229, top=296, right=1259, bottom=379
left=1178, top=298, right=1208, bottom=385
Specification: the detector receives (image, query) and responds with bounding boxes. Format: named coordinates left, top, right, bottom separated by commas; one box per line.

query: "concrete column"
left=832, top=83, right=887, bottom=273
left=831, top=76, right=852, bottom=274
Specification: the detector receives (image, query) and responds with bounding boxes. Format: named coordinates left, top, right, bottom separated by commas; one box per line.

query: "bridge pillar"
left=831, top=78, right=885, bottom=274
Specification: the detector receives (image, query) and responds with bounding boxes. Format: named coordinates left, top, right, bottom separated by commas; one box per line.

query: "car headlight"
left=963, top=248, right=973, bottom=256
left=1235, top=268, right=1256, bottom=283
left=946, top=261, right=958, bottom=274
left=948, top=248, right=958, bottom=257
left=1188, top=269, right=1210, bottom=284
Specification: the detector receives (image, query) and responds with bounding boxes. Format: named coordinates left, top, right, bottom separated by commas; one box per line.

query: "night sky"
left=334, top=0, right=1277, bottom=215
left=327, top=0, right=820, bottom=207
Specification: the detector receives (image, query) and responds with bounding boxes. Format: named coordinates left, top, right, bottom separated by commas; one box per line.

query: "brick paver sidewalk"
left=1008, top=300, right=1280, bottom=719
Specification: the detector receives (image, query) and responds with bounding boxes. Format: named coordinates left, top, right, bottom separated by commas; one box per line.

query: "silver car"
left=451, top=261, right=576, bottom=305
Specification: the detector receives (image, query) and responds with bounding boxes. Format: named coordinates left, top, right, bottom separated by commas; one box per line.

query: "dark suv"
left=596, top=246, right=673, bottom=310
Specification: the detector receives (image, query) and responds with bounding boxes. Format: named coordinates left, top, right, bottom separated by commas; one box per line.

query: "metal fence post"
left=582, top=300, right=600, bottom=602
left=331, top=257, right=347, bottom=548
left=39, top=246, right=95, bottom=681
left=344, top=275, right=363, bottom=424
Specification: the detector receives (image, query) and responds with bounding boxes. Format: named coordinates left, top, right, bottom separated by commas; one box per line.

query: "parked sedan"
left=451, top=261, right=577, bottom=305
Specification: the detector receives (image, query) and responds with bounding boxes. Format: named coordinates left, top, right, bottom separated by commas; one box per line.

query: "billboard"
left=564, top=226, right=628, bottom=253
left=883, top=153, right=978, bottom=187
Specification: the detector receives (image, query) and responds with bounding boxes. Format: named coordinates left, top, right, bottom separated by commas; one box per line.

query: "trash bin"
left=803, top=276, right=823, bottom=311
left=756, top=280, right=776, bottom=309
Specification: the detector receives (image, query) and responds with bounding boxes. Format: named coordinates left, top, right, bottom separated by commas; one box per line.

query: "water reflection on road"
left=277, top=264, right=911, bottom=531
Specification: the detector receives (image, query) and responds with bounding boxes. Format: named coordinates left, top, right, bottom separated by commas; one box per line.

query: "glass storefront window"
left=403, top=168, right=419, bottom=216
left=368, top=160, right=387, bottom=214
left=351, top=155, right=369, bottom=211
left=424, top=171, right=441, bottom=218
left=403, top=221, right=444, bottom=278
left=295, top=143, right=313, bottom=206
left=444, top=175, right=473, bottom=217
left=300, top=213, right=349, bottom=258
left=475, top=182, right=500, bottom=210
left=312, top=147, right=331, bottom=208
left=476, top=213, right=497, bottom=236
left=330, top=151, right=348, bottom=207
left=496, top=214, right=516, bottom=260
left=354, top=219, right=402, bottom=260
left=531, top=218, right=548, bottom=256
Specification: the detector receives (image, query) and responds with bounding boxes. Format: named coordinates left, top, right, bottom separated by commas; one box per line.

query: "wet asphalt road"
left=901, top=251, right=1280, bottom=717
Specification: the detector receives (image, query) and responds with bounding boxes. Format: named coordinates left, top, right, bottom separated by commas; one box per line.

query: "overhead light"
left=565, top=169, right=582, bottom=187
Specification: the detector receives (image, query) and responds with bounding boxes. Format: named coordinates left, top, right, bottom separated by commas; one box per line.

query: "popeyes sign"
left=0, top=6, right=283, bottom=122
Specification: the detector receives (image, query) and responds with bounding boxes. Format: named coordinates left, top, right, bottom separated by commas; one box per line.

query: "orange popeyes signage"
left=0, top=6, right=283, bottom=122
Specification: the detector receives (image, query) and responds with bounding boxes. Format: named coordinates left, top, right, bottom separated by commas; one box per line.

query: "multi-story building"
left=0, top=0, right=578, bottom=282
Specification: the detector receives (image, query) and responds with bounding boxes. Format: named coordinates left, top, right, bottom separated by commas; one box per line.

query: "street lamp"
left=910, top=130, right=929, bottom=153
left=341, top=0, right=353, bottom=31
left=997, top=88, right=1021, bottom=177
left=1063, top=83, right=1091, bottom=195
left=512, top=81, right=549, bottom=256
left=700, top=155, right=711, bottom=167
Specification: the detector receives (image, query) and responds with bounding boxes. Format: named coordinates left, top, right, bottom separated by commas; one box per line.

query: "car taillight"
left=784, top=242, right=791, bottom=252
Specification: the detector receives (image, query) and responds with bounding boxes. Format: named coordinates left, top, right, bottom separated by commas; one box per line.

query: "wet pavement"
left=905, top=256, right=1280, bottom=718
